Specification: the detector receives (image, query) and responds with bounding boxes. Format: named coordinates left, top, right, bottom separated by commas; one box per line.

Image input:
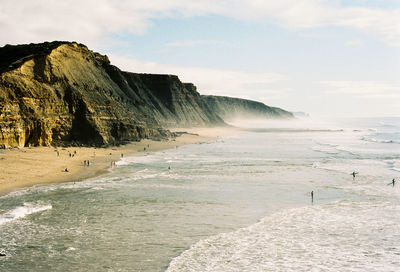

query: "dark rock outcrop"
left=0, top=41, right=223, bottom=148
left=202, top=95, right=293, bottom=121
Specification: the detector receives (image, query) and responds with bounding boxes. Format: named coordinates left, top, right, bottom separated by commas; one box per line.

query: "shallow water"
left=1, top=117, right=399, bottom=271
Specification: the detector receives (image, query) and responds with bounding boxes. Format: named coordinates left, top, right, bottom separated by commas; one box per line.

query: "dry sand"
left=0, top=127, right=240, bottom=195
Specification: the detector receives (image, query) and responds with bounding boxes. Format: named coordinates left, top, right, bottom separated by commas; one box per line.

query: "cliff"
left=106, top=70, right=224, bottom=127
left=202, top=95, right=293, bottom=121
left=0, top=41, right=223, bottom=148
left=0, top=41, right=293, bottom=149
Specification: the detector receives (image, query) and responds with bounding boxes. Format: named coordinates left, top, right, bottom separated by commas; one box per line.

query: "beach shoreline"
left=0, top=127, right=240, bottom=196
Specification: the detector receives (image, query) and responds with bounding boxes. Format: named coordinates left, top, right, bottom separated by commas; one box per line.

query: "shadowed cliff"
left=202, top=95, right=293, bottom=121
left=0, top=41, right=224, bottom=148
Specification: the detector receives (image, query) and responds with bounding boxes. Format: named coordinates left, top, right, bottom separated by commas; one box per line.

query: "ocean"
left=0, top=117, right=399, bottom=271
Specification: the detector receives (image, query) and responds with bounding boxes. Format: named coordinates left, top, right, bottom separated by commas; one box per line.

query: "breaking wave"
left=0, top=203, right=52, bottom=226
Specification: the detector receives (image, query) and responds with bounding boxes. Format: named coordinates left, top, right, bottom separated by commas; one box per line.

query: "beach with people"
left=0, top=127, right=239, bottom=195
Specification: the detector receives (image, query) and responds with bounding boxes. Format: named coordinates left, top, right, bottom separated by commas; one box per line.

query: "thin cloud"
left=0, top=0, right=399, bottom=47
left=344, top=39, right=364, bottom=46
left=165, top=40, right=227, bottom=47
left=108, top=54, right=287, bottom=99
left=317, top=80, right=400, bottom=98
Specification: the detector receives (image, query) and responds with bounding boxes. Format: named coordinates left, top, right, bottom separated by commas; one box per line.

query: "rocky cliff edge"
left=0, top=41, right=224, bottom=148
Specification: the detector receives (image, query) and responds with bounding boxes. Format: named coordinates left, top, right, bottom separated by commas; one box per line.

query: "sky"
left=0, top=0, right=399, bottom=117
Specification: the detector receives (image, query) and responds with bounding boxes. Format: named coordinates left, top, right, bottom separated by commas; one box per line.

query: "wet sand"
left=0, top=127, right=240, bottom=195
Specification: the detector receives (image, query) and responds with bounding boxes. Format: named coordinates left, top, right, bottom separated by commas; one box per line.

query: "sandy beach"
left=0, top=127, right=240, bottom=195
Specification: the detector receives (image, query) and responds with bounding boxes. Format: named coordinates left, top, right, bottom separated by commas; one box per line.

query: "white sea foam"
left=384, top=160, right=400, bottom=173
left=0, top=203, right=52, bottom=225
left=312, top=158, right=392, bottom=177
left=115, top=154, right=162, bottom=165
left=312, top=145, right=340, bottom=155
left=115, top=159, right=131, bottom=166
left=167, top=201, right=400, bottom=272
left=361, top=136, right=400, bottom=144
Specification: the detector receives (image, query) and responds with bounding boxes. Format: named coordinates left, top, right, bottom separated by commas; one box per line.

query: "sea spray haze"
left=1, top=117, right=399, bottom=271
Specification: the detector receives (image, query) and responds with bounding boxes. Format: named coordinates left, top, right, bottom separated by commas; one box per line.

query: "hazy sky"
left=1, top=0, right=399, bottom=117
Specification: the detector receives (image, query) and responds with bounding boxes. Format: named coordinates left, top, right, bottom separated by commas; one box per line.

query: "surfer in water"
left=311, top=191, right=314, bottom=204
left=351, top=171, right=358, bottom=181
left=388, top=178, right=395, bottom=187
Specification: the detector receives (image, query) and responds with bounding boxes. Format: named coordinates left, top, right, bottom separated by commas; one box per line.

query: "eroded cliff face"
left=0, top=41, right=294, bottom=149
left=114, top=73, right=224, bottom=127
left=202, top=95, right=293, bottom=121
left=0, top=41, right=224, bottom=148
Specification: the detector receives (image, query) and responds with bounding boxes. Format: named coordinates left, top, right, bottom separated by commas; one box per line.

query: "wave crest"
left=0, top=203, right=52, bottom=225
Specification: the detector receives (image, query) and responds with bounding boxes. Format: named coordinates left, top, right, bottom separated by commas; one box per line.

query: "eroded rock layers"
left=0, top=42, right=224, bottom=148
left=0, top=41, right=292, bottom=148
